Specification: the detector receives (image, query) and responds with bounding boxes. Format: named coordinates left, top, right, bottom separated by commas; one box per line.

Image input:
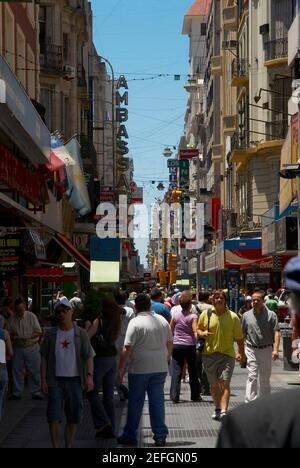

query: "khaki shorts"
left=202, top=353, right=235, bottom=385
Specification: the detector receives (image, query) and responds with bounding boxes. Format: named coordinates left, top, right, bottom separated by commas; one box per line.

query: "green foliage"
left=76, top=289, right=108, bottom=323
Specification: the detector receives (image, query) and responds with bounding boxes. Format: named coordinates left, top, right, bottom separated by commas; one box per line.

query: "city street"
left=0, top=358, right=298, bottom=449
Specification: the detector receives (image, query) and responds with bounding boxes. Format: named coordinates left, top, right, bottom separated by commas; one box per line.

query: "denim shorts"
left=47, top=377, right=83, bottom=424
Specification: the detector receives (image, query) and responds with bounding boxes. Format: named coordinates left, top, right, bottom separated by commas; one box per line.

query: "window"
left=27, top=46, right=35, bottom=99
left=4, top=5, right=15, bottom=72
left=41, top=87, right=56, bottom=132
left=63, top=33, right=69, bottom=62
left=201, top=23, right=207, bottom=36
left=16, top=25, right=26, bottom=89
left=292, top=0, right=298, bottom=20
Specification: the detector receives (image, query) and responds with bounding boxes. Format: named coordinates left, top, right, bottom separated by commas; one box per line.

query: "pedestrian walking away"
left=170, top=291, right=201, bottom=403
left=117, top=294, right=173, bottom=447
left=87, top=297, right=122, bottom=439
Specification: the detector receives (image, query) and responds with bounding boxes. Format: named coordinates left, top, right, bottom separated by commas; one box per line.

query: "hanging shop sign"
left=0, top=144, right=49, bottom=206
left=179, top=149, right=199, bottom=160
left=0, top=235, right=20, bottom=277
left=116, top=76, right=130, bottom=192
left=179, top=160, right=189, bottom=188
left=167, top=160, right=180, bottom=168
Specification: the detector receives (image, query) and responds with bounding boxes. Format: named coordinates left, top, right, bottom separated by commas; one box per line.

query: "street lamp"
left=99, top=56, right=116, bottom=191
left=254, top=87, right=289, bottom=103
left=163, top=147, right=173, bottom=158
left=279, top=164, right=300, bottom=257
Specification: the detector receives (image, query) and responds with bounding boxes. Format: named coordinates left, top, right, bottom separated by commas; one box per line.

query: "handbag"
left=91, top=319, right=117, bottom=357
left=196, top=310, right=213, bottom=353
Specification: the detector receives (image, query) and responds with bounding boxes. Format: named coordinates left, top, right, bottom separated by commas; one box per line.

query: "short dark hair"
left=198, top=291, right=211, bottom=303
left=14, top=297, right=25, bottom=308
left=151, top=288, right=162, bottom=300
left=135, top=294, right=151, bottom=313
left=253, top=288, right=264, bottom=297
left=114, top=290, right=127, bottom=306
left=3, top=297, right=12, bottom=307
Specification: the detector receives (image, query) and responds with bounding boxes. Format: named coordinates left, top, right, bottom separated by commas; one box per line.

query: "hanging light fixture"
left=157, top=182, right=165, bottom=191
left=163, top=147, right=173, bottom=158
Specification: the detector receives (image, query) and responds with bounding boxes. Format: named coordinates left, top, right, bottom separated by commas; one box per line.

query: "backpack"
left=196, top=310, right=213, bottom=353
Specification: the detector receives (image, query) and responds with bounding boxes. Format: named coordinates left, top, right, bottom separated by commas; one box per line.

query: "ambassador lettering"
left=102, top=454, right=137, bottom=466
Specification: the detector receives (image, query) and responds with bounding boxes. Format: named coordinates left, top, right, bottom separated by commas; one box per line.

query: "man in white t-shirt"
left=41, top=298, right=94, bottom=448
left=117, top=294, right=173, bottom=447
left=69, top=292, right=82, bottom=310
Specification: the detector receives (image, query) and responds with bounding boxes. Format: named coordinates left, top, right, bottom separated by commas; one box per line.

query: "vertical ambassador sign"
left=116, top=76, right=130, bottom=192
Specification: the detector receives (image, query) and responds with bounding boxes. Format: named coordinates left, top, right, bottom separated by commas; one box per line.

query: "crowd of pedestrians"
left=0, top=264, right=299, bottom=448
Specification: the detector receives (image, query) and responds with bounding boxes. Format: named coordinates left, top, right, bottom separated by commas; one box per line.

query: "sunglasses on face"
left=55, top=308, right=70, bottom=315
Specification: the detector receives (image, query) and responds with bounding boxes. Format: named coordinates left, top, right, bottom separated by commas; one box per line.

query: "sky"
left=91, top=0, right=193, bottom=265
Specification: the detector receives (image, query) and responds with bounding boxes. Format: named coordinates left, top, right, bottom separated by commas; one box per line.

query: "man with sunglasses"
left=41, top=298, right=94, bottom=448
left=197, top=290, right=246, bottom=421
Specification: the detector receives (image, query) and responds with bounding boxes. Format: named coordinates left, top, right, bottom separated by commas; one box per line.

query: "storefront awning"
left=0, top=54, right=50, bottom=164
left=54, top=233, right=90, bottom=272
left=25, top=267, right=79, bottom=283
left=224, top=238, right=270, bottom=269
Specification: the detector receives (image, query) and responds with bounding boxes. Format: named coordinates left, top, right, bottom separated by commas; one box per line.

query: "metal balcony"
left=231, top=59, right=249, bottom=86
left=40, top=44, right=62, bottom=72
left=265, top=38, right=288, bottom=62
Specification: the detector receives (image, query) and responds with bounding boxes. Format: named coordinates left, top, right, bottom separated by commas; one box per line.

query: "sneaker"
left=220, top=411, right=227, bottom=420
left=154, top=439, right=166, bottom=447
left=211, top=409, right=221, bottom=421
left=117, top=435, right=138, bottom=446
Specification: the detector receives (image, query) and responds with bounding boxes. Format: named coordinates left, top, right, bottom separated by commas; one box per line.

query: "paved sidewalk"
left=0, top=357, right=299, bottom=448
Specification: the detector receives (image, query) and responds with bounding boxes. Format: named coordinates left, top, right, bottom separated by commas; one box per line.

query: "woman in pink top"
left=170, top=291, right=201, bottom=403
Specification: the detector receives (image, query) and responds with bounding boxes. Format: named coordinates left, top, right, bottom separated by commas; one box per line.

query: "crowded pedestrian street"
left=0, top=357, right=298, bottom=449
left=1, top=0, right=300, bottom=453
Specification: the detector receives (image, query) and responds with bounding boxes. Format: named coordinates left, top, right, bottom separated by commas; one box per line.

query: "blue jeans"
left=122, top=372, right=168, bottom=443
left=0, top=366, right=8, bottom=421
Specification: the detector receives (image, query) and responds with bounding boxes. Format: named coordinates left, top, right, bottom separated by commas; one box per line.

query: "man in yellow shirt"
left=197, top=290, right=246, bottom=421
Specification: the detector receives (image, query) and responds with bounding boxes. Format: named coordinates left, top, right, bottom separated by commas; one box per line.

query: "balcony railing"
left=231, top=132, right=247, bottom=151
left=265, top=120, right=288, bottom=141
left=231, top=58, right=249, bottom=78
left=265, top=38, right=288, bottom=62
left=40, top=44, right=62, bottom=72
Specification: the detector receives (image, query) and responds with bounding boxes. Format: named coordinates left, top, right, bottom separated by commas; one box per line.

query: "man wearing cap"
left=242, top=289, right=280, bottom=403
left=217, top=257, right=300, bottom=448
left=41, top=298, right=94, bottom=448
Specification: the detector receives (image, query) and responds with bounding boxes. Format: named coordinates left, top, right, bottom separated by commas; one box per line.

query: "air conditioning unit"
left=259, top=24, right=269, bottom=35
left=63, top=65, right=76, bottom=79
